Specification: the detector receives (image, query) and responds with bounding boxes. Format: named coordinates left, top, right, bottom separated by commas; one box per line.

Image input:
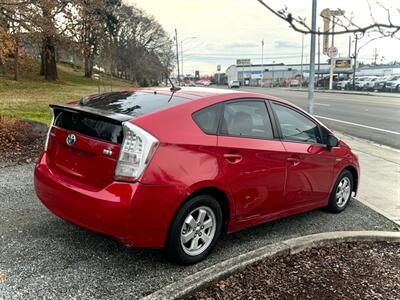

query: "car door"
left=270, top=101, right=337, bottom=208
left=217, top=99, right=287, bottom=222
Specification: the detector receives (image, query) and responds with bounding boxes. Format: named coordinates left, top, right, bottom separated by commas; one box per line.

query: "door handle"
left=223, top=153, right=243, bottom=164
left=287, top=157, right=300, bottom=166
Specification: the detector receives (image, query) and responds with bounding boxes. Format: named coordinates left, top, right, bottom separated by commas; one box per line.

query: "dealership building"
left=225, top=61, right=351, bottom=86
left=225, top=61, right=400, bottom=86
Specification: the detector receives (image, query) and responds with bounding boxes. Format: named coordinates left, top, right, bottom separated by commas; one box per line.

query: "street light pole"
left=181, top=40, right=183, bottom=80
left=261, top=39, right=264, bottom=87
left=352, top=35, right=358, bottom=90
left=317, top=27, right=320, bottom=82
left=300, top=33, right=304, bottom=88
left=180, top=37, right=196, bottom=82
left=308, top=0, right=317, bottom=114
left=174, top=28, right=180, bottom=84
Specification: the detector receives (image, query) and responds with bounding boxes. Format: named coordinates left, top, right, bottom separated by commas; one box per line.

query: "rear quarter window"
left=192, top=104, right=221, bottom=135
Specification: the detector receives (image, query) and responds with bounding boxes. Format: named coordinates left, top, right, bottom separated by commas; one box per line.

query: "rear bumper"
left=34, top=152, right=181, bottom=248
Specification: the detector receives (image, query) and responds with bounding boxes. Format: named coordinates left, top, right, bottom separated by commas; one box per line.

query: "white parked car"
left=336, top=79, right=351, bottom=90
left=354, top=77, right=371, bottom=90
left=385, top=76, right=400, bottom=92
left=363, top=77, right=380, bottom=91
left=228, top=80, right=240, bottom=88
left=290, top=79, right=300, bottom=87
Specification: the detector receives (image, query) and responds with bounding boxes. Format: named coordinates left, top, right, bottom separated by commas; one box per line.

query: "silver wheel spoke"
left=200, top=234, right=211, bottom=244
left=185, top=215, right=197, bottom=229
left=189, top=236, right=200, bottom=250
left=181, top=230, right=195, bottom=244
left=197, top=209, right=207, bottom=224
left=203, top=219, right=213, bottom=230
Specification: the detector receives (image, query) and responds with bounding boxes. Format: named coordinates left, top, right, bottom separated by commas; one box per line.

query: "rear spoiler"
left=49, top=104, right=133, bottom=124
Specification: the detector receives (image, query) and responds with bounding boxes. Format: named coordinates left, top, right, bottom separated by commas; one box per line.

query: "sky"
left=127, top=0, right=400, bottom=75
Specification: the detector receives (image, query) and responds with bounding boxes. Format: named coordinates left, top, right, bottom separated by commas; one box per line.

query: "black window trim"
left=269, top=100, right=327, bottom=146
left=216, top=98, right=279, bottom=141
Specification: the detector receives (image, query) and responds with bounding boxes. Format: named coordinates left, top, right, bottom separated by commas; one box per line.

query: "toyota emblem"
left=66, top=134, right=76, bottom=146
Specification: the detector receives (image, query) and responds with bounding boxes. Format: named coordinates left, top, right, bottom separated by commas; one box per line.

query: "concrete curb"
left=142, top=231, right=400, bottom=300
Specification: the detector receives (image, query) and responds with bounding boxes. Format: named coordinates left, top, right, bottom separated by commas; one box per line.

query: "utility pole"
left=373, top=48, right=378, bottom=65
left=352, top=34, right=358, bottom=90
left=328, top=16, right=335, bottom=90
left=174, top=28, right=180, bottom=84
left=181, top=40, right=184, bottom=81
left=308, top=0, right=317, bottom=114
left=317, top=27, right=321, bottom=82
left=300, top=33, right=304, bottom=88
left=348, top=35, right=352, bottom=58
left=261, top=39, right=264, bottom=87
left=180, top=37, right=196, bottom=84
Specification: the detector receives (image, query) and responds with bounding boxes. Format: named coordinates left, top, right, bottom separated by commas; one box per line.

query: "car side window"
left=220, top=100, right=274, bottom=139
left=272, top=103, right=322, bottom=144
left=192, top=103, right=221, bottom=135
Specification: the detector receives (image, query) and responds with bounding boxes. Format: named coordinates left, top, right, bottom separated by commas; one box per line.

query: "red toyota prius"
left=34, top=87, right=359, bottom=264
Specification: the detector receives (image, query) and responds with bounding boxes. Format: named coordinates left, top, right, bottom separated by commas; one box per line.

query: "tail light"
left=44, top=110, right=55, bottom=151
left=114, top=122, right=159, bottom=182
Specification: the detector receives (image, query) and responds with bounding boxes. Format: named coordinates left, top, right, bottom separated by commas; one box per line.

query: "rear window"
left=81, top=91, right=189, bottom=117
left=54, top=110, right=123, bottom=144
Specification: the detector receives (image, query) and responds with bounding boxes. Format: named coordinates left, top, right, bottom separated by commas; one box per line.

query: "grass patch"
left=0, top=58, right=134, bottom=124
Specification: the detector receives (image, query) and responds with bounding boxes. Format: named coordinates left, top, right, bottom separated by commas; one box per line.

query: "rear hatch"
left=47, top=104, right=131, bottom=189
left=45, top=91, right=191, bottom=188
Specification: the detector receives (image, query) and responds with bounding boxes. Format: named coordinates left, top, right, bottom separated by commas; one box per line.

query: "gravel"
left=187, top=241, right=400, bottom=299
left=0, top=163, right=399, bottom=299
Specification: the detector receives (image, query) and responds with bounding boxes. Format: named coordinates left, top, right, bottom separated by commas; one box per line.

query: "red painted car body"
left=34, top=87, right=359, bottom=248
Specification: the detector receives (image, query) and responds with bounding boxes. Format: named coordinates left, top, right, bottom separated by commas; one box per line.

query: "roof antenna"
left=164, top=73, right=181, bottom=102
left=168, top=77, right=181, bottom=93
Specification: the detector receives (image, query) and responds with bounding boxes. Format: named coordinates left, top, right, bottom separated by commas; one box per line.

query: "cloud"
left=274, top=40, right=300, bottom=49
left=224, top=41, right=260, bottom=49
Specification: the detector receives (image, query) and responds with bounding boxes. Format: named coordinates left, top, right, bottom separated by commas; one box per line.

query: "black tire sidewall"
left=328, top=170, right=354, bottom=213
left=165, top=195, right=223, bottom=265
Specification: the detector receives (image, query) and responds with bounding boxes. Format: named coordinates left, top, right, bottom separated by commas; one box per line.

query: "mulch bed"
left=0, top=117, right=47, bottom=166
left=187, top=241, right=400, bottom=300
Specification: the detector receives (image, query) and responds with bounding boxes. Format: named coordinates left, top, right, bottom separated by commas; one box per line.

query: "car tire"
left=165, top=194, right=223, bottom=265
left=326, top=170, right=353, bottom=213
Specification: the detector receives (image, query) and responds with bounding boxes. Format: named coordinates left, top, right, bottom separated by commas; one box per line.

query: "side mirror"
left=327, top=135, right=339, bottom=150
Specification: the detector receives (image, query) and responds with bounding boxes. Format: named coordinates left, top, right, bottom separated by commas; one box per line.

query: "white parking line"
left=315, top=115, right=400, bottom=135
left=315, top=103, right=330, bottom=106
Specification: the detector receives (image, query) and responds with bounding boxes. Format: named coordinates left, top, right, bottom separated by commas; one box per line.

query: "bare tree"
left=1, top=0, right=174, bottom=84
left=1, top=0, right=77, bottom=81
left=72, top=0, right=121, bottom=78
left=0, top=13, right=16, bottom=77
left=256, top=0, right=400, bottom=38
left=99, top=4, right=175, bottom=84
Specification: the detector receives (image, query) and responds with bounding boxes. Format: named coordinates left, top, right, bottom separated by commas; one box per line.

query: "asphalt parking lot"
left=1, top=163, right=399, bottom=299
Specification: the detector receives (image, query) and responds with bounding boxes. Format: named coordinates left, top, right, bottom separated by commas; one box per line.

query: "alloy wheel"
left=180, top=206, right=216, bottom=256
left=336, top=177, right=351, bottom=208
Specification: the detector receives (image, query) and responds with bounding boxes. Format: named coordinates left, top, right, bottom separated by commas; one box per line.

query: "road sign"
left=334, top=58, right=352, bottom=72
left=335, top=58, right=351, bottom=68
left=327, top=46, right=338, bottom=58
left=236, top=59, right=251, bottom=65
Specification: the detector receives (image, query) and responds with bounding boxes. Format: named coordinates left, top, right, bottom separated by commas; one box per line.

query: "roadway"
left=230, top=87, right=400, bottom=149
